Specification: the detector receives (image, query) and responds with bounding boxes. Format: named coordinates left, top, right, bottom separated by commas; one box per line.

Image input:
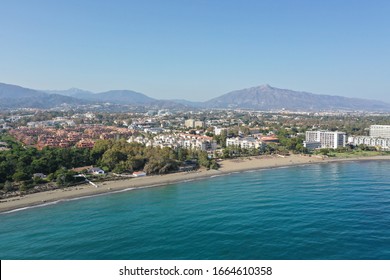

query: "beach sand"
left=1, top=154, right=390, bottom=213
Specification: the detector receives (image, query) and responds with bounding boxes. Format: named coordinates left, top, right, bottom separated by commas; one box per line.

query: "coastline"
left=1, top=154, right=390, bottom=214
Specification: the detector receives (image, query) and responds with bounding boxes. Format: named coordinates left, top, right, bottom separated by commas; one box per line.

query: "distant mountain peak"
left=258, top=84, right=272, bottom=90
left=67, top=87, right=88, bottom=92
left=204, top=84, right=390, bottom=111
left=43, top=87, right=95, bottom=97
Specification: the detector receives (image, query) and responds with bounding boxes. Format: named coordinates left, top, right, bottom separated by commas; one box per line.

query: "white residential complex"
left=348, top=125, right=390, bottom=151
left=369, top=125, right=390, bottom=138
left=226, top=137, right=263, bottom=149
left=349, top=136, right=390, bottom=151
left=304, top=131, right=346, bottom=149
left=127, top=133, right=217, bottom=152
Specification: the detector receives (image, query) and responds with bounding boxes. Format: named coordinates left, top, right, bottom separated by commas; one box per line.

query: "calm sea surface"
left=1, top=161, right=389, bottom=260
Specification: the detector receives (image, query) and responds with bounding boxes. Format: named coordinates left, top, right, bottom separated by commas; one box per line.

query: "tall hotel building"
left=304, top=131, right=347, bottom=149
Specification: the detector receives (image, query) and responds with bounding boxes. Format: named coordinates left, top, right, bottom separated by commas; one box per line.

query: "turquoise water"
left=1, top=161, right=390, bottom=259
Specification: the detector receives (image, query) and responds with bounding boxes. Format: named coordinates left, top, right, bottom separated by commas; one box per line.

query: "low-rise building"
left=76, top=139, right=95, bottom=148
left=349, top=136, right=390, bottom=151
left=260, top=135, right=279, bottom=144
left=133, top=171, right=146, bottom=177
left=88, top=167, right=105, bottom=175
left=303, top=141, right=321, bottom=150
left=226, top=137, right=263, bottom=149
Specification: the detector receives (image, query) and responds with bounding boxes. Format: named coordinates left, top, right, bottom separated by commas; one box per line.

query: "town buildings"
left=8, top=125, right=133, bottom=149
left=6, top=108, right=387, bottom=156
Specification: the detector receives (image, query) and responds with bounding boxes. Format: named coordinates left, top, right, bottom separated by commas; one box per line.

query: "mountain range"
left=0, top=83, right=87, bottom=108
left=203, top=84, right=390, bottom=111
left=1, top=82, right=389, bottom=112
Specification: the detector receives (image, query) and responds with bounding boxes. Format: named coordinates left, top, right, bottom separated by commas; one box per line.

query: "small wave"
left=243, top=169, right=258, bottom=173
left=1, top=188, right=139, bottom=214
left=2, top=200, right=61, bottom=214
left=210, top=175, right=224, bottom=178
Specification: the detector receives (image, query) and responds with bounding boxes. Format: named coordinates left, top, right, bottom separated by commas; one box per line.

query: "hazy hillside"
left=0, top=83, right=85, bottom=109
left=204, top=84, right=390, bottom=111
left=44, top=88, right=95, bottom=100
left=93, top=90, right=157, bottom=104
left=2, top=82, right=390, bottom=111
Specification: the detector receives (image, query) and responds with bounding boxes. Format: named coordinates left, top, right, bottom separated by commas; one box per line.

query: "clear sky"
left=1, top=0, right=390, bottom=102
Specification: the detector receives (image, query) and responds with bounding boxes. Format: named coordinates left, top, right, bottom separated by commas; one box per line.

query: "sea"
left=0, top=160, right=389, bottom=260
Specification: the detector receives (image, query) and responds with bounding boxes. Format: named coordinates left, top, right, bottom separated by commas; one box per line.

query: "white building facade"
left=370, top=125, right=390, bottom=138
left=127, top=133, right=217, bottom=152
left=349, top=136, right=390, bottom=151
left=345, top=125, right=390, bottom=151
left=226, top=137, right=263, bottom=149
left=304, top=131, right=346, bottom=149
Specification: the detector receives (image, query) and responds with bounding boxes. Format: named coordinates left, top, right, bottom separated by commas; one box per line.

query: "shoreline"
left=1, top=154, right=390, bottom=214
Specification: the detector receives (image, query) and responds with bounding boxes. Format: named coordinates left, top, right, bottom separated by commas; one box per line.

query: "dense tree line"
left=94, top=139, right=217, bottom=173
left=276, top=129, right=307, bottom=154
left=0, top=134, right=93, bottom=189
left=0, top=134, right=217, bottom=192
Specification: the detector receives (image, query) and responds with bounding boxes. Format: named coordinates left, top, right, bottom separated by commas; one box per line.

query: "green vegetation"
left=276, top=129, right=307, bottom=154
left=0, top=134, right=217, bottom=195
left=0, top=134, right=94, bottom=188
left=95, top=139, right=218, bottom=173
left=314, top=145, right=390, bottom=158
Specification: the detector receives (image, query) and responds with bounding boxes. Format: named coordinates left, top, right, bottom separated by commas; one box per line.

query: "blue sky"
left=1, top=0, right=390, bottom=102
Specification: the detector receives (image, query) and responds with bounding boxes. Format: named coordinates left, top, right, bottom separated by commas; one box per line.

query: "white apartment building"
left=127, top=133, right=216, bottom=152
left=304, top=131, right=346, bottom=149
left=214, top=127, right=226, bottom=136
left=370, top=125, right=390, bottom=138
left=226, top=137, right=262, bottom=149
left=180, top=134, right=216, bottom=151
left=344, top=125, right=390, bottom=151
left=349, top=136, right=390, bottom=151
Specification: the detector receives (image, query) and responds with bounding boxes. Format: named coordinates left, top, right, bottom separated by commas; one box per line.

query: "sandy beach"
left=1, top=154, right=390, bottom=213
